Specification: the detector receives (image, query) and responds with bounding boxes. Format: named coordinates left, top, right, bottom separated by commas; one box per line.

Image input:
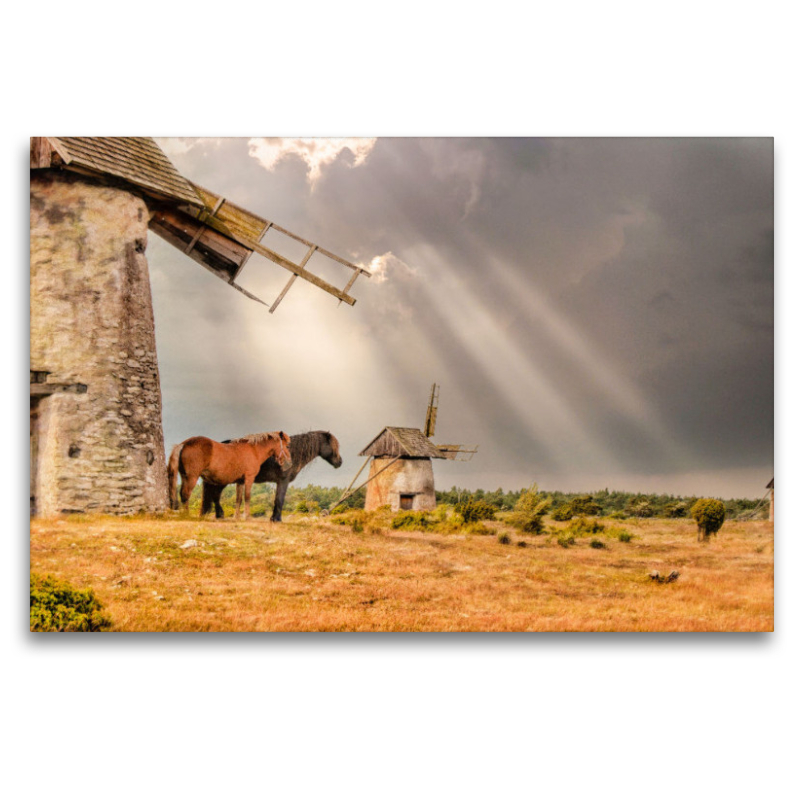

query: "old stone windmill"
left=30, top=137, right=370, bottom=517
left=340, top=384, right=477, bottom=512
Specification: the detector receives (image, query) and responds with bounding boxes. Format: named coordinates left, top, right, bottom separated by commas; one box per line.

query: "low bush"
left=455, top=499, right=497, bottom=523
left=567, top=516, right=605, bottom=536
left=627, top=500, right=655, bottom=518
left=570, top=495, right=602, bottom=516
left=551, top=504, right=574, bottom=522
left=508, top=484, right=551, bottom=534
left=557, top=535, right=575, bottom=548
left=589, top=539, right=606, bottom=550
left=665, top=502, right=688, bottom=518
left=30, top=573, right=112, bottom=632
left=497, top=533, right=511, bottom=545
left=617, top=531, right=633, bottom=543
left=391, top=511, right=433, bottom=531
left=463, top=521, right=493, bottom=536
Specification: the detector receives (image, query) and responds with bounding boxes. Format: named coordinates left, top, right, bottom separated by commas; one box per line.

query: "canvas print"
left=29, top=137, right=774, bottom=632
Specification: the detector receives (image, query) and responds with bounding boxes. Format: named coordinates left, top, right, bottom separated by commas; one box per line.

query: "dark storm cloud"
left=153, top=137, right=773, bottom=497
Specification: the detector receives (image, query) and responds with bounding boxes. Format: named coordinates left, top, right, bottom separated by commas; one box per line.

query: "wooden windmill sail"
left=31, top=137, right=371, bottom=312
left=423, top=383, right=477, bottom=461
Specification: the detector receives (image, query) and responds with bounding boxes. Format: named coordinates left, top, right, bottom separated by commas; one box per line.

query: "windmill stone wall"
left=363, top=458, right=437, bottom=512
left=30, top=171, right=168, bottom=515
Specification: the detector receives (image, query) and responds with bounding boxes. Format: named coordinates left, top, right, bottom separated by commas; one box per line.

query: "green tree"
left=508, top=484, right=551, bottom=534
left=691, top=498, right=726, bottom=541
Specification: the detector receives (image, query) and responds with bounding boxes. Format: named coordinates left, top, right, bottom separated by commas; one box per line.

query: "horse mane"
left=230, top=430, right=333, bottom=472
left=232, top=431, right=281, bottom=445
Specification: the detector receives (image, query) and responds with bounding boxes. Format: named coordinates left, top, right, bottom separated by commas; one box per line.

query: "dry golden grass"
left=29, top=511, right=773, bottom=632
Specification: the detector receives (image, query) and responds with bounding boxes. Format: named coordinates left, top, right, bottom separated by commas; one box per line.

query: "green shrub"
left=570, top=495, right=602, bottom=516
left=463, top=521, right=493, bottom=535
left=609, top=510, right=627, bottom=520
left=617, top=531, right=633, bottom=543
left=567, top=516, right=605, bottom=536
left=691, top=498, right=726, bottom=540
left=551, top=504, right=574, bottom=522
left=665, top=501, right=688, bottom=518
left=589, top=539, right=606, bottom=549
left=508, top=484, right=551, bottom=534
left=391, top=511, right=432, bottom=531
left=557, top=535, right=575, bottom=548
left=455, top=499, right=496, bottom=523
left=627, top=500, right=654, bottom=518
left=30, top=573, right=112, bottom=632
left=498, top=532, right=511, bottom=545
left=516, top=540, right=528, bottom=548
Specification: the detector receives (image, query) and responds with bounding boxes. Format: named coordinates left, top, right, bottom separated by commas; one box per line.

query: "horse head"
left=322, top=432, right=343, bottom=468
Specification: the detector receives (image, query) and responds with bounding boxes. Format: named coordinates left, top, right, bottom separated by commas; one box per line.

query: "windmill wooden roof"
left=42, top=137, right=203, bottom=207
left=359, top=427, right=446, bottom=459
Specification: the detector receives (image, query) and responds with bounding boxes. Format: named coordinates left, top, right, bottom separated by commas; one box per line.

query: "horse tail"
left=167, top=442, right=184, bottom=510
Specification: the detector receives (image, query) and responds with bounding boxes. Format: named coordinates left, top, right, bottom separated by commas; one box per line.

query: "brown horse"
left=168, top=432, right=291, bottom=519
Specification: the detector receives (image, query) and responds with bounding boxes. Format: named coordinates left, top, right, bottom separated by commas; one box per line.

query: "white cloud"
left=247, top=137, right=377, bottom=187
left=366, top=252, right=417, bottom=284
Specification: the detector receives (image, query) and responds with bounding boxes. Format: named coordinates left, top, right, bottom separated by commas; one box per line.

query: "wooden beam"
left=232, top=220, right=273, bottom=281
left=264, top=220, right=371, bottom=276
left=184, top=196, right=225, bottom=255
left=329, top=456, right=402, bottom=511
left=228, top=280, right=267, bottom=305
left=268, top=245, right=317, bottom=313
left=30, top=382, right=88, bottom=396
left=200, top=215, right=360, bottom=305
left=269, top=274, right=298, bottom=314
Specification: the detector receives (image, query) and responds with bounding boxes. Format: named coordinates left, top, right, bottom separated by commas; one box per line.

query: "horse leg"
left=234, top=483, right=243, bottom=519
left=201, top=483, right=224, bottom=519
left=272, top=479, right=288, bottom=522
left=180, top=473, right=199, bottom=513
left=243, top=477, right=254, bottom=520
left=213, top=486, right=224, bottom=519
left=200, top=482, right=213, bottom=517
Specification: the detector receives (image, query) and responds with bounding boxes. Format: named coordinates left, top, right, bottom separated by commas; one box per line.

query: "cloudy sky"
left=149, top=137, right=773, bottom=499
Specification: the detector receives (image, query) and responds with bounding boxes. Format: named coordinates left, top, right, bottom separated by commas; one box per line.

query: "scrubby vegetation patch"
left=30, top=573, right=112, bottom=632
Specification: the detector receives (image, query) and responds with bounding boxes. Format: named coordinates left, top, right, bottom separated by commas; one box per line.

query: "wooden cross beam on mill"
left=30, top=137, right=370, bottom=517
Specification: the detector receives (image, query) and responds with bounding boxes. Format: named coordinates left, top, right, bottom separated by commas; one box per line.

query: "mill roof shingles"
left=359, top=426, right=446, bottom=459
left=50, top=137, right=202, bottom=207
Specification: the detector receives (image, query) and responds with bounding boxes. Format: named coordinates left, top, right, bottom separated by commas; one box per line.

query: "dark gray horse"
left=200, top=430, right=342, bottom=522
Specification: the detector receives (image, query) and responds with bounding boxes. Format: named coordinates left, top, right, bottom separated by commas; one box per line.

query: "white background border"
left=5, top=3, right=795, bottom=798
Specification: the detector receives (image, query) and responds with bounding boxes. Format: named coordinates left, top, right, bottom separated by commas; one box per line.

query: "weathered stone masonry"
left=30, top=171, right=167, bottom=515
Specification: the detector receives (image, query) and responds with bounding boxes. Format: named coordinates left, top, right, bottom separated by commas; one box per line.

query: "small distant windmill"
left=334, top=383, right=477, bottom=512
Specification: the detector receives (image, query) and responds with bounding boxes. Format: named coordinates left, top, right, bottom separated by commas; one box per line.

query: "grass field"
left=29, top=509, right=774, bottom=632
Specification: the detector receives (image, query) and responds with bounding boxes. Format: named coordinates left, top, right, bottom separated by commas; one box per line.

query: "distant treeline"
left=435, top=486, right=767, bottom=520
left=198, top=483, right=766, bottom=519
